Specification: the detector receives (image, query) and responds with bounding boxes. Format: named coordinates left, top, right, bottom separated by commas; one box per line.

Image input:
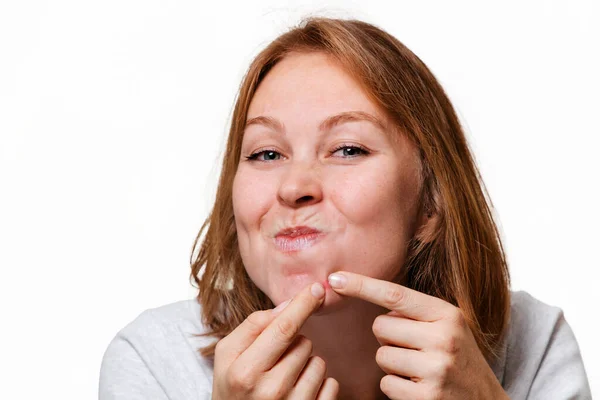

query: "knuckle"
left=383, top=287, right=405, bottom=307
left=246, top=311, right=270, bottom=334
left=372, top=316, right=386, bottom=337
left=274, top=317, right=299, bottom=340
left=297, top=335, right=313, bottom=353
left=355, top=277, right=365, bottom=296
left=214, top=338, right=226, bottom=356
left=379, top=375, right=394, bottom=395
left=433, top=355, right=453, bottom=382
left=324, top=377, right=340, bottom=395
left=227, top=365, right=255, bottom=392
left=309, top=356, right=327, bottom=376
left=426, top=383, right=444, bottom=400
left=449, top=307, right=468, bottom=328
left=255, top=384, right=284, bottom=400
left=302, top=356, right=327, bottom=386
left=441, top=334, right=460, bottom=355
left=375, top=346, right=388, bottom=365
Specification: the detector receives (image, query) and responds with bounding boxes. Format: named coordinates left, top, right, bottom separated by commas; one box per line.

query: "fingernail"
left=311, top=282, right=325, bottom=299
left=272, top=298, right=291, bottom=314
left=328, top=273, right=347, bottom=289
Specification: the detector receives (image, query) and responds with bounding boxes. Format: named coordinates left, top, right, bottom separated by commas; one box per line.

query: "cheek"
left=329, top=165, right=407, bottom=221
left=232, top=168, right=277, bottom=230
left=328, top=164, right=419, bottom=277
left=232, top=169, right=276, bottom=290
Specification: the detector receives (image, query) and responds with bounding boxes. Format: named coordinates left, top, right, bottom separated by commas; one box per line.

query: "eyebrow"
left=244, top=111, right=388, bottom=134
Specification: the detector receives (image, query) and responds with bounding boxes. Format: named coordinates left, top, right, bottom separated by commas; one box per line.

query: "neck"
left=299, top=297, right=389, bottom=400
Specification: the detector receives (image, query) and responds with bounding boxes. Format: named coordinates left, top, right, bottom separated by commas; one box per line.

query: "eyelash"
left=331, top=144, right=370, bottom=158
left=245, top=144, right=370, bottom=162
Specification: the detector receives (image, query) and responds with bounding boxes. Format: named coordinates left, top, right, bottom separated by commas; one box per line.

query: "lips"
left=276, top=226, right=321, bottom=238
left=274, top=226, right=324, bottom=252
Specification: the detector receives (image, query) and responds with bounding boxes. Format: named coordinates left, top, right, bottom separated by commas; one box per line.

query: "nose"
left=277, top=161, right=323, bottom=208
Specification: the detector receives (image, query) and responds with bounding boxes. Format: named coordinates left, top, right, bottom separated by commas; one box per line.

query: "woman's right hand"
left=211, top=282, right=339, bottom=399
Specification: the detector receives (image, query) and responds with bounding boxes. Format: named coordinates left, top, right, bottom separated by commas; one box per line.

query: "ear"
left=413, top=207, right=440, bottom=244
left=413, top=174, right=442, bottom=244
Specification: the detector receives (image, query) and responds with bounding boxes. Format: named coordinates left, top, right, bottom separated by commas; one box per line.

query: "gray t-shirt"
left=98, top=290, right=592, bottom=399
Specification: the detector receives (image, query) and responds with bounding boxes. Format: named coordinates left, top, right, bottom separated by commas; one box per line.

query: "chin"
left=270, top=273, right=323, bottom=298
left=311, top=290, right=350, bottom=316
left=266, top=276, right=337, bottom=307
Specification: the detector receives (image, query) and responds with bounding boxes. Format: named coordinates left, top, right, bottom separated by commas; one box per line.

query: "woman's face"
left=232, top=52, right=424, bottom=310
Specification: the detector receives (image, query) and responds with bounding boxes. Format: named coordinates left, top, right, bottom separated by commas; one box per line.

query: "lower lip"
left=274, top=233, right=324, bottom=252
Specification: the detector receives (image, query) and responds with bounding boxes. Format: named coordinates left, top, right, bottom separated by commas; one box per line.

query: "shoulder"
left=99, top=298, right=216, bottom=400
left=115, top=298, right=215, bottom=364
left=493, top=290, right=592, bottom=399
left=120, top=298, right=208, bottom=338
left=496, top=290, right=563, bottom=375
left=508, top=290, right=563, bottom=342
left=508, top=291, right=564, bottom=352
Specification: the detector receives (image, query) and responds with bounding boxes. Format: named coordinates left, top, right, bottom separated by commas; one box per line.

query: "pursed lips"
left=273, top=225, right=325, bottom=252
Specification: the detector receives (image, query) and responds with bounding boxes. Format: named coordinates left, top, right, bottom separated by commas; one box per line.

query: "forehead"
left=246, top=52, right=390, bottom=126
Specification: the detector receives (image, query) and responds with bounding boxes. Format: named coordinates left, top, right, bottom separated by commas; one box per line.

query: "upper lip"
left=275, top=226, right=322, bottom=238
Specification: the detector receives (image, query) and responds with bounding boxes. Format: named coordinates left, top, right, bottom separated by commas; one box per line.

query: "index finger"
left=327, top=271, right=452, bottom=322
left=234, top=282, right=325, bottom=372
left=215, top=309, right=275, bottom=368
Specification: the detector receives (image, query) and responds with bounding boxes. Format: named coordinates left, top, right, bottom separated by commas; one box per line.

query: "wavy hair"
left=189, top=16, right=511, bottom=364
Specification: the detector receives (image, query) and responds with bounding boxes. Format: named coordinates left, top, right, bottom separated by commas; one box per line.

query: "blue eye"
left=246, top=150, right=281, bottom=161
left=331, top=145, right=369, bottom=158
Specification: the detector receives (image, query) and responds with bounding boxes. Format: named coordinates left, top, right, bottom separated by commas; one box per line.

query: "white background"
left=1, top=0, right=598, bottom=398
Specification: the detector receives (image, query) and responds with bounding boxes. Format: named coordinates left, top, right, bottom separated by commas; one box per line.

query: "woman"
left=99, top=17, right=592, bottom=399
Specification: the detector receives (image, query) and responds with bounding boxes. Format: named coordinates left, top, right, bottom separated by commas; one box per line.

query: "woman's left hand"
left=327, top=271, right=509, bottom=400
